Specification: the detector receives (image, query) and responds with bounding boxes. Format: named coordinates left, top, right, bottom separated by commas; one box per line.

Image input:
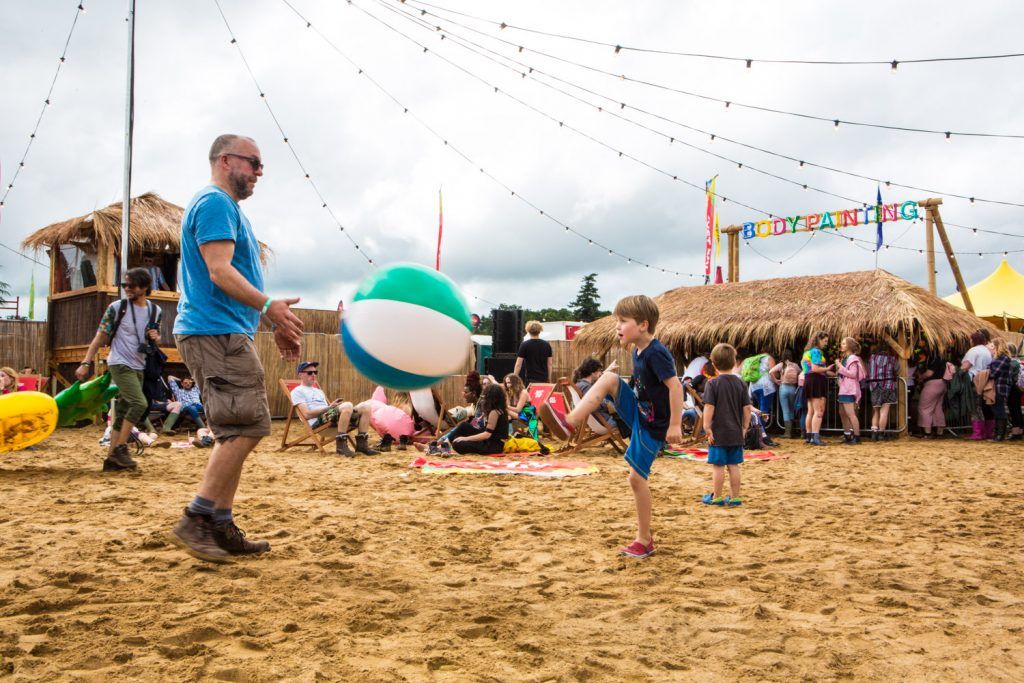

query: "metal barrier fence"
left=773, top=377, right=908, bottom=435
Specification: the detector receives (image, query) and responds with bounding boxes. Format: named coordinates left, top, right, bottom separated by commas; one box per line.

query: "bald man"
left=170, top=134, right=304, bottom=563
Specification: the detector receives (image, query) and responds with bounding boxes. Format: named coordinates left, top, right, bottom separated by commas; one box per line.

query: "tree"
left=568, top=273, right=603, bottom=322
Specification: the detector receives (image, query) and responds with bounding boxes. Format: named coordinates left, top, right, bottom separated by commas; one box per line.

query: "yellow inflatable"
left=0, top=391, right=59, bottom=453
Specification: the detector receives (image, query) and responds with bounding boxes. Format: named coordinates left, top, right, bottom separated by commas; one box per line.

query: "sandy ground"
left=1, top=425, right=1022, bottom=682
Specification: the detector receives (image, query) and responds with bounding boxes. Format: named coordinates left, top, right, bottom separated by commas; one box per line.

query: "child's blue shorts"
left=837, top=394, right=856, bottom=404
left=707, top=445, right=744, bottom=466
left=614, top=378, right=664, bottom=480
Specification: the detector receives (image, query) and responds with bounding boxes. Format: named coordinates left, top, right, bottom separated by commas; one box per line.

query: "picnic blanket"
left=410, top=457, right=597, bottom=477
left=661, top=448, right=786, bottom=462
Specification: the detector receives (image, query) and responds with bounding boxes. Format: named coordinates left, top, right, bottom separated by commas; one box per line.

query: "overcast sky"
left=2, top=0, right=1022, bottom=319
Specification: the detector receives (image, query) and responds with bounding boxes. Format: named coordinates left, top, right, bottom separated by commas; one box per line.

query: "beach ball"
left=342, top=263, right=472, bottom=390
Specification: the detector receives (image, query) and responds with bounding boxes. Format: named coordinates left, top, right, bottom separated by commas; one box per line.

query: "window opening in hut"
left=54, top=243, right=98, bottom=293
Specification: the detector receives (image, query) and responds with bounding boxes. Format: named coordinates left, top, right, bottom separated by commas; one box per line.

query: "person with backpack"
left=743, top=352, right=777, bottom=435
left=77, top=267, right=162, bottom=471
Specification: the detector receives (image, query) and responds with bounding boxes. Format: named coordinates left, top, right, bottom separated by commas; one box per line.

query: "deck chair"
left=16, top=375, right=48, bottom=393
left=278, top=379, right=335, bottom=453
left=408, top=387, right=454, bottom=443
left=679, top=384, right=707, bottom=446
left=562, top=383, right=628, bottom=455
left=529, top=382, right=575, bottom=451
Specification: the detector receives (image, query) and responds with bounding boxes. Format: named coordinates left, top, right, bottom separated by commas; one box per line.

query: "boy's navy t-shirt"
left=630, top=338, right=677, bottom=441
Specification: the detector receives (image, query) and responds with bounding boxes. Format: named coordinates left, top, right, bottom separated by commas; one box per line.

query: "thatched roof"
left=575, top=269, right=999, bottom=356
left=21, top=192, right=270, bottom=262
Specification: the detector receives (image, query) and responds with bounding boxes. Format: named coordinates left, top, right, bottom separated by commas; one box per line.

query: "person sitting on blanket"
left=290, top=361, right=379, bottom=457
left=432, top=383, right=509, bottom=456
left=164, top=375, right=207, bottom=433
left=573, top=357, right=631, bottom=438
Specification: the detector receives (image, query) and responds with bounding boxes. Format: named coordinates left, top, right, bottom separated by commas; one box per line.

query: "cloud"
left=2, top=0, right=1022, bottom=321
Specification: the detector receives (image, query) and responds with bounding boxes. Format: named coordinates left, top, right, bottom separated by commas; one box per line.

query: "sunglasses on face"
left=120, top=282, right=137, bottom=289
left=303, top=370, right=318, bottom=375
left=223, top=153, right=264, bottom=171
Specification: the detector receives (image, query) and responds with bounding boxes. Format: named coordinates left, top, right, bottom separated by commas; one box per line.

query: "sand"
left=1, top=426, right=1022, bottom=681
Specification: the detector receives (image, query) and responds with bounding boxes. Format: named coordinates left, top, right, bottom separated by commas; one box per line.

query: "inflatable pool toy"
left=342, top=263, right=472, bottom=390
left=0, top=391, right=59, bottom=453
left=55, top=372, right=120, bottom=427
left=365, top=386, right=415, bottom=439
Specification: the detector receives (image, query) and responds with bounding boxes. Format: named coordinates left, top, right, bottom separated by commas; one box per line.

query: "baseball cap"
left=297, top=361, right=319, bottom=373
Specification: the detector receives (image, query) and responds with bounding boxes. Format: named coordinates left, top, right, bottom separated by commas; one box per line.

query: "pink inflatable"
left=366, top=386, right=415, bottom=439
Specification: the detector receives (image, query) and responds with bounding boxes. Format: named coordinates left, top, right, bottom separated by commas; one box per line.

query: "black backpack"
left=108, top=298, right=162, bottom=342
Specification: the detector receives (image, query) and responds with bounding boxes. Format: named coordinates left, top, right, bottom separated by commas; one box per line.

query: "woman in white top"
left=961, top=330, right=994, bottom=439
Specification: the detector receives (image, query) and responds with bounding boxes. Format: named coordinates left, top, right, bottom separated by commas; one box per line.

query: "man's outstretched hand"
left=267, top=297, right=303, bottom=360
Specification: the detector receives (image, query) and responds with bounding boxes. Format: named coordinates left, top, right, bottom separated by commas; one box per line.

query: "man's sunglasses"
left=303, top=370, right=318, bottom=375
left=222, top=153, right=264, bottom=171
left=120, top=282, right=137, bottom=289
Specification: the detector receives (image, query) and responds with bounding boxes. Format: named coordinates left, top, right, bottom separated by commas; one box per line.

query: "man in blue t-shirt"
left=566, top=294, right=683, bottom=560
left=170, top=134, right=304, bottom=563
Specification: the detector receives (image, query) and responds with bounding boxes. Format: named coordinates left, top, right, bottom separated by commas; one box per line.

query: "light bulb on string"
left=890, top=60, right=898, bottom=73
left=945, top=132, right=952, bottom=141
left=833, top=120, right=840, bottom=131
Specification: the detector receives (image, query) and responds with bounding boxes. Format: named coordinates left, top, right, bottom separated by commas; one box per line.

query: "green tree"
left=568, top=273, right=603, bottom=322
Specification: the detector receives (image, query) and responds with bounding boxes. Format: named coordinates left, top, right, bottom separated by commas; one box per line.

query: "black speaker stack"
left=488, top=308, right=524, bottom=379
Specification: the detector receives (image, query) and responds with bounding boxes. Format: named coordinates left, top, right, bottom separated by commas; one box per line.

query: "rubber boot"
left=969, top=420, right=985, bottom=441
left=355, top=433, right=380, bottom=456
left=335, top=434, right=355, bottom=457
left=984, top=419, right=997, bottom=440
left=783, top=420, right=793, bottom=439
left=161, top=412, right=180, bottom=435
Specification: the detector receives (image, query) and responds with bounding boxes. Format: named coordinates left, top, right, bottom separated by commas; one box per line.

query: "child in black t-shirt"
left=702, top=343, right=751, bottom=507
left=567, top=295, right=683, bottom=559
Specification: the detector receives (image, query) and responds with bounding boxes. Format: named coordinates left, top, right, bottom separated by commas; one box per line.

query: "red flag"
left=436, top=187, right=443, bottom=271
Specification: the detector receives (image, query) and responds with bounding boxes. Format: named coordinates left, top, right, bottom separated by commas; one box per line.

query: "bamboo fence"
left=0, top=321, right=47, bottom=373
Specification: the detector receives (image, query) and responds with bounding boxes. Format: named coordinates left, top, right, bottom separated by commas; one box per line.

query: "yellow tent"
left=943, top=259, right=1024, bottom=332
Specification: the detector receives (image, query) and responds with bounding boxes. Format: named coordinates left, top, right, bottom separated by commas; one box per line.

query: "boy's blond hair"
left=842, top=336, right=861, bottom=355
left=525, top=320, right=543, bottom=336
left=614, top=295, right=660, bottom=334
left=710, top=343, right=736, bottom=372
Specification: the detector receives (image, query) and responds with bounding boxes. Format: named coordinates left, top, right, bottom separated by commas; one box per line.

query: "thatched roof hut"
left=21, top=192, right=268, bottom=262
left=575, top=269, right=998, bottom=358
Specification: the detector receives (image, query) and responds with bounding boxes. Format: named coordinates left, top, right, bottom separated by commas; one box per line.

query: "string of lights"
left=373, top=0, right=1024, bottom=244
left=212, top=1, right=497, bottom=307
left=302, top=0, right=1024, bottom=271
left=277, top=0, right=707, bottom=280
left=0, top=2, right=85, bottom=212
left=402, top=0, right=1024, bottom=70
left=743, top=231, right=817, bottom=266
left=378, top=0, right=1024, bottom=210
left=393, top=0, right=1024, bottom=140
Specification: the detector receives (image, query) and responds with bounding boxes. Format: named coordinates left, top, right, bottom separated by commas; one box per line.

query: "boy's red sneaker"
left=617, top=539, right=655, bottom=558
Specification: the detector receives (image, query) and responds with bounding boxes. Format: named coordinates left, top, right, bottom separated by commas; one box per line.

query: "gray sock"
left=187, top=495, right=215, bottom=516
left=212, top=508, right=233, bottom=524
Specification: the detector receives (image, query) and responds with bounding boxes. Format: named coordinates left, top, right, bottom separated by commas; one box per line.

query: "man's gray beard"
left=230, top=171, right=253, bottom=200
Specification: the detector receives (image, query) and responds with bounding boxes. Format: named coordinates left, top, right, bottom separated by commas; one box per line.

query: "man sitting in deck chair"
left=290, top=361, right=379, bottom=457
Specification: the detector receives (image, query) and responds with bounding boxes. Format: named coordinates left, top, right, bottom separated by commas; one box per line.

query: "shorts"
left=871, top=386, right=897, bottom=407
left=804, top=372, right=829, bottom=400
left=175, top=333, right=271, bottom=442
left=707, top=445, right=744, bottom=466
left=614, top=378, right=664, bottom=480
left=312, top=405, right=360, bottom=430
left=837, top=394, right=856, bottom=404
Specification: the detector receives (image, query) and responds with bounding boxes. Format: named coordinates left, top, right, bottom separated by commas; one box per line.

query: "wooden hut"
left=574, top=269, right=1000, bottom=433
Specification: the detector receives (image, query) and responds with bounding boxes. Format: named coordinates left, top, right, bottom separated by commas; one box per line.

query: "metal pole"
left=119, top=0, right=136, bottom=284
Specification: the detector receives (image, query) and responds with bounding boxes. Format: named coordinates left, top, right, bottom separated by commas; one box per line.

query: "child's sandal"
left=725, top=497, right=743, bottom=507
left=701, top=493, right=727, bottom=506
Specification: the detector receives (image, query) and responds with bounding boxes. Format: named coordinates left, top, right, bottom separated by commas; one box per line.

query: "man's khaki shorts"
left=175, top=334, right=271, bottom=441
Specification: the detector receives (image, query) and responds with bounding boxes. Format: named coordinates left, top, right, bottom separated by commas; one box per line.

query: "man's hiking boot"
left=398, top=435, right=410, bottom=451
left=212, top=520, right=270, bottom=556
left=376, top=434, right=394, bottom=452
left=170, top=509, right=230, bottom=563
left=336, top=434, right=355, bottom=457
left=102, top=444, right=138, bottom=472
left=355, top=433, right=379, bottom=456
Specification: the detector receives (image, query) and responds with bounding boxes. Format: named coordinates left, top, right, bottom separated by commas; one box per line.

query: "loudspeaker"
left=485, top=354, right=517, bottom=380
left=492, top=308, right=524, bottom=354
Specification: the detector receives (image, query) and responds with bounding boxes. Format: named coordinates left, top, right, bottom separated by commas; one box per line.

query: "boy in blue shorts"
left=567, top=295, right=683, bottom=558
left=701, top=343, right=751, bottom=507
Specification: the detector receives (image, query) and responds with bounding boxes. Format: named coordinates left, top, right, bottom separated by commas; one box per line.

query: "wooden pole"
left=924, top=209, right=936, bottom=294
left=921, top=199, right=974, bottom=314
left=723, top=225, right=741, bottom=282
